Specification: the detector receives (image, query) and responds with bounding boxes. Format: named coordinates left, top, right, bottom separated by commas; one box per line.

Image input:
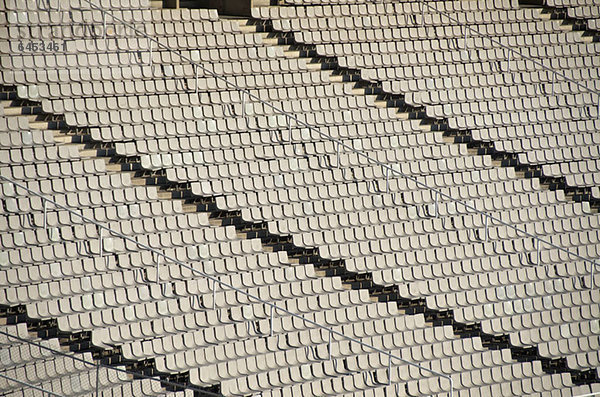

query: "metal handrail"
left=419, top=0, right=600, bottom=98
left=0, top=372, right=63, bottom=397
left=0, top=174, right=454, bottom=394
left=0, top=329, right=221, bottom=397
left=65, top=0, right=599, bottom=289
left=574, top=392, right=600, bottom=397
left=4, top=0, right=600, bottom=389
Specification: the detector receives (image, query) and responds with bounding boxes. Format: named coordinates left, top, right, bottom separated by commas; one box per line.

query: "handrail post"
left=241, top=90, right=246, bottom=118
left=148, top=38, right=153, bottom=68
left=102, top=13, right=106, bottom=42
left=387, top=354, right=392, bottom=386
left=43, top=199, right=48, bottom=231
left=328, top=331, right=332, bottom=361
left=385, top=166, right=390, bottom=193
left=195, top=65, right=199, bottom=95
left=591, top=261, right=596, bottom=290
left=95, top=363, right=100, bottom=397
left=434, top=192, right=439, bottom=218
left=156, top=254, right=161, bottom=284
left=98, top=227, right=103, bottom=260
left=269, top=305, right=274, bottom=337
left=212, top=279, right=216, bottom=310
left=484, top=214, right=488, bottom=242
left=420, top=0, right=425, bottom=26
left=506, top=49, right=511, bottom=73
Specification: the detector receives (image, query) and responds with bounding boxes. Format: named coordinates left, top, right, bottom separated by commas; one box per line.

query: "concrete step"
left=351, top=88, right=366, bottom=95
left=327, top=73, right=361, bottom=83
left=537, top=9, right=553, bottom=20
left=328, top=74, right=344, bottom=83
left=305, top=62, right=324, bottom=71
left=52, top=132, right=72, bottom=143
left=52, top=131, right=90, bottom=144
left=579, top=32, right=595, bottom=43
left=238, top=24, right=259, bottom=33
left=235, top=19, right=255, bottom=26
left=558, top=21, right=575, bottom=31
left=3, top=107, right=24, bottom=116
left=261, top=36, right=280, bottom=45
left=394, top=111, right=410, bottom=120
left=208, top=218, right=223, bottom=226
left=104, top=161, right=124, bottom=172
left=156, top=190, right=174, bottom=200
left=28, top=121, right=51, bottom=130
left=283, top=50, right=302, bottom=58
left=248, top=0, right=272, bottom=6
left=182, top=203, right=200, bottom=213
left=416, top=122, right=433, bottom=132
left=79, top=147, right=103, bottom=158
left=129, top=175, right=148, bottom=186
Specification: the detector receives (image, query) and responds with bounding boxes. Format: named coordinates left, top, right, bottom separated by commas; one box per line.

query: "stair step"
left=208, top=218, right=223, bottom=226
left=79, top=148, right=103, bottom=157
left=538, top=10, right=553, bottom=20
left=328, top=73, right=360, bottom=83
left=3, top=107, right=25, bottom=116
left=104, top=162, right=124, bottom=171
left=579, top=33, right=594, bottom=43
left=238, top=24, right=258, bottom=33
left=305, top=62, right=323, bottom=71
left=283, top=50, right=302, bottom=58
left=52, top=131, right=89, bottom=142
left=416, top=122, right=433, bottom=132
left=558, top=21, right=574, bottom=31
left=236, top=19, right=257, bottom=27
left=156, top=191, right=174, bottom=199
left=28, top=121, right=51, bottom=129
left=52, top=133, right=73, bottom=143
left=261, top=37, right=280, bottom=45
left=130, top=177, right=148, bottom=186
